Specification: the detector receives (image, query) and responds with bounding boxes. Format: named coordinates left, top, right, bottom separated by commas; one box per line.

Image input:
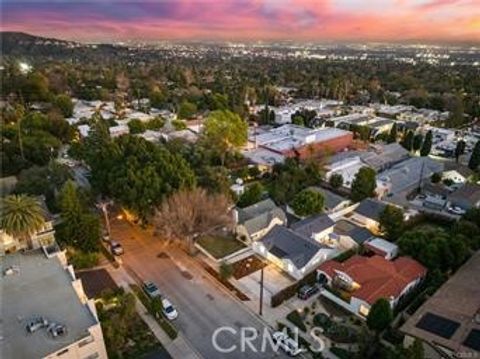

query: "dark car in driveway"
left=297, top=284, right=319, bottom=300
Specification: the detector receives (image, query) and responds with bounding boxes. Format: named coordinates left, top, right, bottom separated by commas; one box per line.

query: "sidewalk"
left=107, top=265, right=203, bottom=359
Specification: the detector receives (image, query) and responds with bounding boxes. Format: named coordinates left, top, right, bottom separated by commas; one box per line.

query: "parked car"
left=110, top=241, right=124, bottom=256
left=297, top=284, right=319, bottom=300
left=102, top=231, right=110, bottom=242
left=447, top=206, right=466, bottom=215
left=143, top=281, right=161, bottom=299
left=271, top=331, right=304, bottom=356
left=161, top=298, right=178, bottom=320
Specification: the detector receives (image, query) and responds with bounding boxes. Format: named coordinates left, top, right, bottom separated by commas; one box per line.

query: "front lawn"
left=197, top=235, right=246, bottom=259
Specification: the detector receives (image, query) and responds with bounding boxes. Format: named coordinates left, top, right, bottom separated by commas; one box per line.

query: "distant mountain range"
left=1, top=31, right=126, bottom=60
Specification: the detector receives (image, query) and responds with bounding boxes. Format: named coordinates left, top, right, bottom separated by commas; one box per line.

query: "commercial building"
left=249, top=124, right=353, bottom=160
left=1, top=247, right=108, bottom=359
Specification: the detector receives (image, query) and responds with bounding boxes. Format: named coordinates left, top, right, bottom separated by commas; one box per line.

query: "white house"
left=253, top=225, right=339, bottom=280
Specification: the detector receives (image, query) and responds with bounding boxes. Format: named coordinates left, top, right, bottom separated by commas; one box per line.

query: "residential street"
left=109, top=217, right=289, bottom=359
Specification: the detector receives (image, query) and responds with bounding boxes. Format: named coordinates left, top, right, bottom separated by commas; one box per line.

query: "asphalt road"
left=110, top=218, right=289, bottom=359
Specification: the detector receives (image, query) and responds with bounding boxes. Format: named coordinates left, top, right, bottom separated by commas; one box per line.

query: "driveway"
left=109, top=217, right=289, bottom=359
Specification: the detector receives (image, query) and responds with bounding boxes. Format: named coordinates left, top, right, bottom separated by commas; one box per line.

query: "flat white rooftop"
left=1, top=250, right=97, bottom=359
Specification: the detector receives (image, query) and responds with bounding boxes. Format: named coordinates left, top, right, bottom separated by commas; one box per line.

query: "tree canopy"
left=420, top=130, right=433, bottom=157
left=367, top=298, right=393, bottom=333
left=379, top=205, right=405, bottom=241
left=351, top=167, right=377, bottom=202
left=290, top=188, right=324, bottom=217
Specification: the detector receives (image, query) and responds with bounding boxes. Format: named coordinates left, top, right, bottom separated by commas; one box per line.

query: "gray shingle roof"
left=308, top=187, right=349, bottom=211
left=290, top=214, right=335, bottom=238
left=237, top=199, right=287, bottom=236
left=354, top=199, right=388, bottom=222
left=260, top=225, right=326, bottom=269
left=334, top=219, right=374, bottom=244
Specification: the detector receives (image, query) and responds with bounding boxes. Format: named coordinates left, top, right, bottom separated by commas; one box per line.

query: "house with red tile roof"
left=317, top=255, right=427, bottom=318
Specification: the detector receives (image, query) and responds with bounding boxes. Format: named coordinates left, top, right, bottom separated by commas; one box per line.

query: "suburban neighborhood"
left=1, top=11, right=480, bottom=359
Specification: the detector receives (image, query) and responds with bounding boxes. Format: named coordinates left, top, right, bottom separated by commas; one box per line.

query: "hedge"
left=286, top=310, right=307, bottom=332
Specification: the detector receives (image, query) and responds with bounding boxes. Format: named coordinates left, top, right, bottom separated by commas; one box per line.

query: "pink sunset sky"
left=1, top=0, right=479, bottom=43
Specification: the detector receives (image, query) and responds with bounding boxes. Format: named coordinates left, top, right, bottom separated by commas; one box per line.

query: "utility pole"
left=259, top=266, right=264, bottom=316
left=97, top=199, right=113, bottom=237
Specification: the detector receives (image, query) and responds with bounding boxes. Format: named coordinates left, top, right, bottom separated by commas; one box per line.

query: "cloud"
left=1, top=0, right=478, bottom=42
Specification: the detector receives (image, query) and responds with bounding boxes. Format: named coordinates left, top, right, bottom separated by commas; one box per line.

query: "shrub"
left=172, top=119, right=187, bottom=130
left=286, top=310, right=307, bottom=332
left=69, top=250, right=99, bottom=269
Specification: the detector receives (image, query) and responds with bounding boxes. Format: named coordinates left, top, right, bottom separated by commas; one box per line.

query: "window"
left=79, top=336, right=94, bottom=347
left=56, top=348, right=69, bottom=356
left=83, top=353, right=99, bottom=359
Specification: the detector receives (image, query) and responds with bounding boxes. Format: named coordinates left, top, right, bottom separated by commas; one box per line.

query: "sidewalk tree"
left=420, top=130, right=433, bottom=156
left=329, top=173, right=344, bottom=189
left=0, top=194, right=45, bottom=249
left=291, top=188, right=324, bottom=217
left=351, top=167, right=377, bottom=202
left=367, top=298, right=393, bottom=334
left=379, top=205, right=405, bottom=241
left=203, top=110, right=248, bottom=166
left=468, top=140, right=480, bottom=170
left=154, top=188, right=233, bottom=254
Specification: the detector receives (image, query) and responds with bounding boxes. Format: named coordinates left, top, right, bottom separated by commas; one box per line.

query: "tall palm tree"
left=1, top=194, right=45, bottom=249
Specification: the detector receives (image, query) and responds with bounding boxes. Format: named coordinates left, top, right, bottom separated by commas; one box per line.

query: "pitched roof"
left=449, top=184, right=480, bottom=207
left=290, top=214, right=335, bottom=238
left=354, top=199, right=388, bottom=222
left=237, top=198, right=278, bottom=222
left=334, top=219, right=374, bottom=244
left=308, top=187, right=349, bottom=211
left=237, top=199, right=286, bottom=236
left=318, top=255, right=426, bottom=304
left=261, top=225, right=327, bottom=269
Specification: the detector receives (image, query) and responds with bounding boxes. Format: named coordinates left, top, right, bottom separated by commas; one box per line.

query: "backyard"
left=96, top=288, right=165, bottom=359
left=196, top=235, right=246, bottom=259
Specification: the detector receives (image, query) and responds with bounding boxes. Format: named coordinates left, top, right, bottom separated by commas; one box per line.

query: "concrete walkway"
left=107, top=265, right=203, bottom=359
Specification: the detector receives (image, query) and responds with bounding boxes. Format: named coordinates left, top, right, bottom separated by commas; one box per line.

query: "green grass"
left=197, top=235, right=246, bottom=259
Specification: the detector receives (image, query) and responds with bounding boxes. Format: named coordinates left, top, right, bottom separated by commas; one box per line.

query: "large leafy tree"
left=291, top=189, right=324, bottom=217
left=84, top=134, right=196, bottom=222
left=468, top=140, right=480, bottom=170
left=203, top=110, right=248, bottom=165
left=237, top=182, right=264, bottom=208
left=397, top=226, right=469, bottom=272
left=56, top=180, right=100, bottom=253
left=154, top=188, right=233, bottom=254
left=0, top=194, right=45, bottom=248
left=379, top=205, right=405, bottom=241
left=420, top=130, right=433, bottom=157
left=329, top=173, right=344, bottom=188
left=367, top=298, right=393, bottom=334
left=351, top=167, right=377, bottom=202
